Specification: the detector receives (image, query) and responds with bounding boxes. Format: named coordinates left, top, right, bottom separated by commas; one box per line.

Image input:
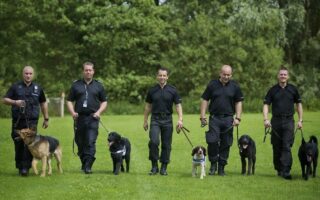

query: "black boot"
left=209, top=162, right=217, bottom=175
left=218, top=164, right=225, bottom=176
left=84, top=158, right=95, bottom=174
left=149, top=161, right=159, bottom=175
left=160, top=163, right=168, bottom=176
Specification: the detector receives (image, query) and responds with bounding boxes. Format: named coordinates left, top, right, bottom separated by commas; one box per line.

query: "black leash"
left=179, top=126, right=194, bottom=148
left=14, top=103, right=30, bottom=129
left=72, top=119, right=78, bottom=156
left=263, top=126, right=281, bottom=143
left=99, top=120, right=111, bottom=134
left=236, top=125, right=239, bottom=147
left=294, top=128, right=304, bottom=140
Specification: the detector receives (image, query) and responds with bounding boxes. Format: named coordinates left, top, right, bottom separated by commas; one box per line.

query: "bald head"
left=219, top=65, right=233, bottom=85
left=23, top=66, right=34, bottom=85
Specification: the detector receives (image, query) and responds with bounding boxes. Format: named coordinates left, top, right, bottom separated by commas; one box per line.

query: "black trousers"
left=75, top=115, right=99, bottom=167
left=11, top=119, right=38, bottom=170
left=271, top=116, right=294, bottom=173
left=206, top=116, right=234, bottom=166
left=148, top=115, right=173, bottom=164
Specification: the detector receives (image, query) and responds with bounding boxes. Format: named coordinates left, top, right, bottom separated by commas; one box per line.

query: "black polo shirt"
left=263, top=83, right=301, bottom=116
left=67, top=79, right=107, bottom=115
left=146, top=84, right=181, bottom=114
left=201, top=79, right=244, bottom=116
left=4, top=81, right=46, bottom=120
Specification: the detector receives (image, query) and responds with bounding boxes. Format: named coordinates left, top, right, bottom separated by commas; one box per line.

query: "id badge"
left=83, top=100, right=87, bottom=108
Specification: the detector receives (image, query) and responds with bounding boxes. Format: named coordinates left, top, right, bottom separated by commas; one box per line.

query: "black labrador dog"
left=298, top=135, right=318, bottom=180
left=238, top=134, right=256, bottom=175
left=107, top=132, right=131, bottom=175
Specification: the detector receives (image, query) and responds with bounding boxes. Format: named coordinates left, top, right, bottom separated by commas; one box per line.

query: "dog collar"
left=28, top=135, right=40, bottom=147
left=111, top=146, right=126, bottom=156
left=192, top=156, right=206, bottom=163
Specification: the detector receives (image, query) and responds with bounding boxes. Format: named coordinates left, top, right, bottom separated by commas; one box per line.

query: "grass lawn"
left=0, top=113, right=319, bottom=200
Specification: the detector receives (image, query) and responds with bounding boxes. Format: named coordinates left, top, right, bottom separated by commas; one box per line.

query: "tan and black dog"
left=17, top=128, right=63, bottom=177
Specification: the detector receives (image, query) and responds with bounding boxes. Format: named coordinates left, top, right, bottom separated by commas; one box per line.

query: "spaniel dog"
left=107, top=132, right=131, bottom=175
left=192, top=146, right=206, bottom=179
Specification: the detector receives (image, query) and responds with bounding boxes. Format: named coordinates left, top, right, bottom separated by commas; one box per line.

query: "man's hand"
left=233, top=118, right=241, bottom=126
left=200, top=117, right=207, bottom=127
left=42, top=119, right=49, bottom=129
left=93, top=112, right=100, bottom=119
left=264, top=119, right=271, bottom=128
left=297, top=121, right=303, bottom=129
left=72, top=112, right=79, bottom=120
left=143, top=121, right=148, bottom=131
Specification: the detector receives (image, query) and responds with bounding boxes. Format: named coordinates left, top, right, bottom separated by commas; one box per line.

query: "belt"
left=211, top=114, right=233, bottom=118
left=78, top=113, right=93, bottom=116
left=152, top=113, right=171, bottom=118
left=273, top=114, right=293, bottom=119
left=152, top=113, right=171, bottom=117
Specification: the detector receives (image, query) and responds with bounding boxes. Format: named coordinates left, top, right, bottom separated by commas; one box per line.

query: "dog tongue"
left=307, top=156, right=312, bottom=162
left=108, top=141, right=114, bottom=147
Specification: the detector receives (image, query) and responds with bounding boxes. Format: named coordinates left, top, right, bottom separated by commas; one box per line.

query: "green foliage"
left=101, top=72, right=154, bottom=104
left=0, top=0, right=319, bottom=113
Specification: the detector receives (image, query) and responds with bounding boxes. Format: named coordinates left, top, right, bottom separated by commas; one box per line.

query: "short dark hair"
left=279, top=65, right=288, bottom=71
left=156, top=64, right=170, bottom=75
left=83, top=61, right=94, bottom=69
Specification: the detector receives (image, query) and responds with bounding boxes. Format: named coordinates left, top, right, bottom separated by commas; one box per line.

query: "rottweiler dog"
left=107, top=132, right=131, bottom=175
left=17, top=127, right=63, bottom=177
left=238, top=134, right=256, bottom=175
left=298, top=135, right=318, bottom=180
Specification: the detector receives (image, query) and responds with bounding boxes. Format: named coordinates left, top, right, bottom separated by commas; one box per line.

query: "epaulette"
left=73, top=79, right=81, bottom=83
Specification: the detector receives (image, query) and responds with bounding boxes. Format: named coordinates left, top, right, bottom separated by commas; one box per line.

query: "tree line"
left=0, top=0, right=319, bottom=116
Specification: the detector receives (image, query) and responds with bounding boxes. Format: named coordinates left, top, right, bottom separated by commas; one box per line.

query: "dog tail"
left=309, top=136, right=318, bottom=145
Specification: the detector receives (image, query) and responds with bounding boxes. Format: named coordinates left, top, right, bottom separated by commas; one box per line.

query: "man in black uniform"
left=263, top=66, right=303, bottom=180
left=3, top=66, right=49, bottom=176
left=67, top=62, right=107, bottom=174
left=200, top=65, right=243, bottom=176
left=143, top=66, right=183, bottom=176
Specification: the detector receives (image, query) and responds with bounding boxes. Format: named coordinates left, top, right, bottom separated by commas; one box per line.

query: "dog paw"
left=40, top=174, right=46, bottom=177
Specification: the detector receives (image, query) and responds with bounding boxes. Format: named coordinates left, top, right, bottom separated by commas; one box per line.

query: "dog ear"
left=191, top=147, right=197, bottom=156
left=15, top=129, right=21, bottom=135
left=203, top=147, right=207, bottom=156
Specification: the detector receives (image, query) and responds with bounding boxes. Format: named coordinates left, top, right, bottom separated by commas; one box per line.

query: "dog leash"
left=72, top=119, right=78, bottom=156
left=294, top=128, right=304, bottom=140
left=99, top=119, right=111, bottom=134
left=263, top=126, right=281, bottom=143
left=178, top=126, right=194, bottom=148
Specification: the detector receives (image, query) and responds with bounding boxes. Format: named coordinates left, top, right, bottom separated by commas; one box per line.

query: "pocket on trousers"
left=205, top=131, right=219, bottom=143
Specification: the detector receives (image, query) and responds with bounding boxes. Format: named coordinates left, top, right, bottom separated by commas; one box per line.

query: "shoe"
left=149, top=161, right=159, bottom=175
left=160, top=163, right=168, bottom=176
left=19, top=168, right=29, bottom=177
left=84, top=167, right=92, bottom=174
left=218, top=164, right=225, bottom=176
left=208, top=162, right=217, bottom=175
left=277, top=171, right=282, bottom=176
left=149, top=167, right=159, bottom=175
left=282, top=172, right=292, bottom=180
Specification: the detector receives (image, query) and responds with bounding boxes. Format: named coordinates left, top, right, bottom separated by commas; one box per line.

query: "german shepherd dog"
left=238, top=135, right=256, bottom=175
left=298, top=135, right=318, bottom=180
left=17, top=128, right=63, bottom=177
left=107, top=132, right=131, bottom=175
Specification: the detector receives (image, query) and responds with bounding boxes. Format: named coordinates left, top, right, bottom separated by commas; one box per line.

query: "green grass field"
left=0, top=113, right=319, bottom=200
